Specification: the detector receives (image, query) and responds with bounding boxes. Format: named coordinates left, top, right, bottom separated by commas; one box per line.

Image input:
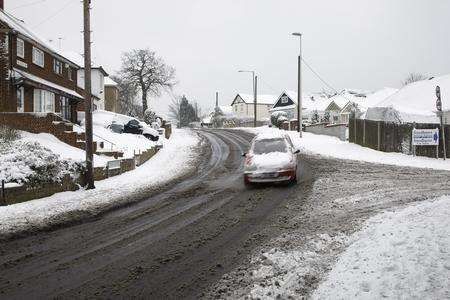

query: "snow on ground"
left=21, top=131, right=110, bottom=167
left=0, top=129, right=200, bottom=239
left=313, top=196, right=450, bottom=300
left=74, top=110, right=156, bottom=158
left=241, top=127, right=450, bottom=171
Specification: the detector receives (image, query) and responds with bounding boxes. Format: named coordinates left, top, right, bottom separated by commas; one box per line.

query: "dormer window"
left=32, top=47, right=45, bottom=67
left=53, top=59, right=63, bottom=75
left=16, top=38, right=25, bottom=58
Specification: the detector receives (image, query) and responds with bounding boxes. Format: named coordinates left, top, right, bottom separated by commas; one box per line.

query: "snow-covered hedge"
left=0, top=132, right=84, bottom=185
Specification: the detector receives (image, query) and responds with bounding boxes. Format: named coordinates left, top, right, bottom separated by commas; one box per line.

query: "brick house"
left=0, top=4, right=102, bottom=152
left=104, top=77, right=119, bottom=113
left=0, top=7, right=86, bottom=123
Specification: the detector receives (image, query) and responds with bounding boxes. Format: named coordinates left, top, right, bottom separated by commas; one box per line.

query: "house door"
left=61, top=97, right=71, bottom=120
left=17, top=87, right=24, bottom=113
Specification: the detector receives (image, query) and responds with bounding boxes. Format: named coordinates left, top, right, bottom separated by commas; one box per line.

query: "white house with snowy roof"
left=270, top=90, right=331, bottom=123
left=230, top=93, right=277, bottom=121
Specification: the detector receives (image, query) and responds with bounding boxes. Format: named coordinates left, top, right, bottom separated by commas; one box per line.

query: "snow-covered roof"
left=376, top=74, right=450, bottom=117
left=61, top=50, right=108, bottom=76
left=13, top=68, right=83, bottom=99
left=280, top=90, right=331, bottom=112
left=202, top=116, right=212, bottom=124
left=343, top=87, right=399, bottom=112
left=325, top=89, right=373, bottom=112
left=235, top=93, right=278, bottom=105
left=218, top=105, right=234, bottom=116
left=0, top=10, right=80, bottom=67
left=104, top=77, right=118, bottom=86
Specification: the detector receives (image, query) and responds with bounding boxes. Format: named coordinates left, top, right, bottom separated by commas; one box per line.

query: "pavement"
left=0, top=129, right=449, bottom=299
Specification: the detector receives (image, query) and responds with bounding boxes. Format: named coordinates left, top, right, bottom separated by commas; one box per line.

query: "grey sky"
left=7, top=0, right=450, bottom=116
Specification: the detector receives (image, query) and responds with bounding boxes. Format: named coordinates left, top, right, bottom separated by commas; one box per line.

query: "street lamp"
left=238, top=70, right=257, bottom=127
left=292, top=32, right=302, bottom=137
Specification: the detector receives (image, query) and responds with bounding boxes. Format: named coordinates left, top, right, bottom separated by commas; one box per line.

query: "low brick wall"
left=1, top=175, right=79, bottom=205
left=135, top=148, right=157, bottom=166
left=305, top=123, right=348, bottom=141
left=1, top=146, right=158, bottom=205
left=0, top=112, right=97, bottom=152
left=163, top=123, right=172, bottom=139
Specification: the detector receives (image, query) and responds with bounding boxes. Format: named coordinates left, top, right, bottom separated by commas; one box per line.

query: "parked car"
left=123, top=119, right=142, bottom=135
left=107, top=121, right=124, bottom=133
left=123, top=119, right=159, bottom=141
left=243, top=132, right=299, bottom=185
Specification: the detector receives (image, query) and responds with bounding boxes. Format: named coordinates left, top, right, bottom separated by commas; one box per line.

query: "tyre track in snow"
left=0, top=129, right=307, bottom=299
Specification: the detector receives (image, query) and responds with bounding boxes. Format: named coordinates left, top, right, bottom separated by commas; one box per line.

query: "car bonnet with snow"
left=244, top=133, right=297, bottom=183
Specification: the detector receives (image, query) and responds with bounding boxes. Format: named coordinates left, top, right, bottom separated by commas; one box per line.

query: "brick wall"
left=0, top=28, right=10, bottom=112
left=12, top=35, right=79, bottom=92
left=0, top=112, right=96, bottom=152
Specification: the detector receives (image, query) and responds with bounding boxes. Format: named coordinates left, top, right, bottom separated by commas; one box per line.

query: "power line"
left=34, top=0, right=75, bottom=28
left=301, top=56, right=354, bottom=103
left=11, top=0, right=46, bottom=10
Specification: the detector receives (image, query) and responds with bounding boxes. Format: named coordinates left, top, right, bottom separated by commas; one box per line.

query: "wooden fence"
left=349, top=117, right=450, bottom=158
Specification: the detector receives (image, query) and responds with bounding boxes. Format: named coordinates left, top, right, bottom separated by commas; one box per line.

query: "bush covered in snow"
left=0, top=125, right=20, bottom=143
left=271, top=111, right=288, bottom=128
left=0, top=139, right=85, bottom=186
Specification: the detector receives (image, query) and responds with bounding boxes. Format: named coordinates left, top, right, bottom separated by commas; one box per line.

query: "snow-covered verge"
left=240, top=127, right=450, bottom=171
left=20, top=131, right=110, bottom=167
left=313, top=196, right=450, bottom=299
left=0, top=130, right=85, bottom=185
left=75, top=110, right=157, bottom=159
left=0, top=129, right=201, bottom=240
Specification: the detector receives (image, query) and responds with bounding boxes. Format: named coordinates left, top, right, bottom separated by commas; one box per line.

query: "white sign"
left=16, top=60, right=28, bottom=68
left=107, top=160, right=121, bottom=170
left=412, top=129, right=439, bottom=146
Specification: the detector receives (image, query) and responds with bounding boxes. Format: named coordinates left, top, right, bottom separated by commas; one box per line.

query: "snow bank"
left=0, top=129, right=200, bottom=239
left=20, top=131, right=110, bottom=167
left=241, top=127, right=450, bottom=171
left=75, top=110, right=157, bottom=158
left=313, top=196, right=450, bottom=299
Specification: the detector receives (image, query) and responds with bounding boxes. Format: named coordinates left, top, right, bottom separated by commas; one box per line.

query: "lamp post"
left=238, top=70, right=257, bottom=127
left=292, top=32, right=302, bottom=137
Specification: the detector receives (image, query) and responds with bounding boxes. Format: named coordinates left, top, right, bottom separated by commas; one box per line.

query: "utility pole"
left=254, top=76, right=258, bottom=127
left=83, top=0, right=95, bottom=189
left=292, top=33, right=302, bottom=137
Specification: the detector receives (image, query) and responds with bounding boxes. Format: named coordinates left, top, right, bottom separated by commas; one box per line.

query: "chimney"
left=0, top=0, right=3, bottom=10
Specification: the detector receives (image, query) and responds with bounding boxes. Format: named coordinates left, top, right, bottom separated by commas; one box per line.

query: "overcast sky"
left=7, top=0, right=450, bottom=116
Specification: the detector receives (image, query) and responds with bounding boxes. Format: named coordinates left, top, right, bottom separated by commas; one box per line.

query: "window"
left=3, top=34, right=8, bottom=54
left=32, top=47, right=45, bottom=67
left=68, top=67, right=73, bottom=81
left=60, top=96, right=71, bottom=120
left=17, top=87, right=24, bottom=113
left=53, top=59, right=63, bottom=75
left=16, top=38, right=25, bottom=58
left=33, top=89, right=55, bottom=112
left=281, top=96, right=289, bottom=104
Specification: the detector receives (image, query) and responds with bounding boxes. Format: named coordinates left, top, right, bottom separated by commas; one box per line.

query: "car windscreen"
left=252, top=138, right=287, bottom=154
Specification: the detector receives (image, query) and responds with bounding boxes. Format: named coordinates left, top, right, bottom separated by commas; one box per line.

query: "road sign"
left=412, top=128, right=439, bottom=146
left=436, top=86, right=442, bottom=111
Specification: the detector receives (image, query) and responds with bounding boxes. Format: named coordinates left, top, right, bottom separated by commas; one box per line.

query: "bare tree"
left=402, top=73, right=427, bottom=86
left=117, top=49, right=177, bottom=116
left=110, top=75, right=142, bottom=118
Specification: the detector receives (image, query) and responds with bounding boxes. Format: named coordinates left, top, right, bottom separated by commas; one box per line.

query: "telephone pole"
left=83, top=0, right=95, bottom=189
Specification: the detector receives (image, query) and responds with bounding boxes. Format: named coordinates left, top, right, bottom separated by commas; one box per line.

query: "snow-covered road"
left=0, top=129, right=201, bottom=239
left=1, top=128, right=449, bottom=299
